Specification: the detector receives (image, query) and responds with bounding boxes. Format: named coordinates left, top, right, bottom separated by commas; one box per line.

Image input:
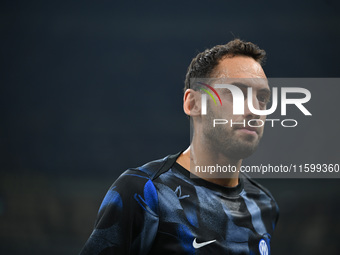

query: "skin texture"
left=177, top=56, right=270, bottom=187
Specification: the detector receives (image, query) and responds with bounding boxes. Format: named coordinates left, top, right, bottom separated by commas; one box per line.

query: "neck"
left=176, top=143, right=242, bottom=188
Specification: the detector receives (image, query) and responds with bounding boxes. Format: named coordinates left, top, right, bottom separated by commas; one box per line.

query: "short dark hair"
left=184, top=39, right=266, bottom=91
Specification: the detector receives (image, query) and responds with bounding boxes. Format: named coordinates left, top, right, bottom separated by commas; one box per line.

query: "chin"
left=227, top=142, right=260, bottom=159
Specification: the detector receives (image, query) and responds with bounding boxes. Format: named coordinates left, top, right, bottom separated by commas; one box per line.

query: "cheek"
left=219, top=102, right=234, bottom=117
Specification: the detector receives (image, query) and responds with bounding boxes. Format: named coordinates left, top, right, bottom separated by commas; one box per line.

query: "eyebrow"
left=230, top=82, right=271, bottom=96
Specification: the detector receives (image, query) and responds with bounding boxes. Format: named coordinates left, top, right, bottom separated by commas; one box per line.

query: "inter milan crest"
left=258, top=239, right=268, bottom=255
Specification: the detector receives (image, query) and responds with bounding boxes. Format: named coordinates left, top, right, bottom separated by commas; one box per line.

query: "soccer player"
left=80, top=39, right=279, bottom=255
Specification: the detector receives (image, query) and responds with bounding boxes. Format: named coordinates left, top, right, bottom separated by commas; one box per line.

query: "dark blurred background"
left=1, top=1, right=340, bottom=254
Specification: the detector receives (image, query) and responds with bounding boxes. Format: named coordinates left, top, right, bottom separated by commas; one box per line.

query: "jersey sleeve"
left=80, top=169, right=159, bottom=255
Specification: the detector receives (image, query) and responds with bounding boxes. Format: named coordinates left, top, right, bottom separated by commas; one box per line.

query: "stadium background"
left=1, top=1, right=340, bottom=254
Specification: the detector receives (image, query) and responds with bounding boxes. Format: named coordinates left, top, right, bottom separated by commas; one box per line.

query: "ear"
left=183, top=89, right=201, bottom=116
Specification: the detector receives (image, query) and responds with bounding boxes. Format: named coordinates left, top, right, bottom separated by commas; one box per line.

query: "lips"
left=235, top=125, right=259, bottom=134
left=240, top=126, right=258, bottom=132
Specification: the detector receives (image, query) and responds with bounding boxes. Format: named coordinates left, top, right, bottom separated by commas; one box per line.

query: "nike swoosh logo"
left=192, top=238, right=216, bottom=248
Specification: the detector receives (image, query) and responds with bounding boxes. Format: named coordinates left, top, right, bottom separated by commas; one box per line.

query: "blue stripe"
left=99, top=187, right=122, bottom=212
left=240, top=190, right=267, bottom=235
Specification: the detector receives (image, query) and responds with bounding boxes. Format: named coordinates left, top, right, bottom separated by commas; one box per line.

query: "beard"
left=201, top=110, right=263, bottom=160
left=204, top=124, right=261, bottom=159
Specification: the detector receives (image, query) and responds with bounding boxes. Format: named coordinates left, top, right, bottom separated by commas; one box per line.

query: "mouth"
left=235, top=126, right=258, bottom=135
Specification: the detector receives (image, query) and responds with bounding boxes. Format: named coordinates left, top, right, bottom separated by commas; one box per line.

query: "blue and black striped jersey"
left=80, top=152, right=279, bottom=255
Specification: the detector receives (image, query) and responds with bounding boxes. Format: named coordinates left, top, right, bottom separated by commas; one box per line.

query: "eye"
left=257, top=94, right=270, bottom=104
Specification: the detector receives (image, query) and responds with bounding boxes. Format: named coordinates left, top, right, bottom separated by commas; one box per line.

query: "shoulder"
left=82, top=154, right=183, bottom=254
left=100, top=152, right=182, bottom=213
left=113, top=151, right=182, bottom=185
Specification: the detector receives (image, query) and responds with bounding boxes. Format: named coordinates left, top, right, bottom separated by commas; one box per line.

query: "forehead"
left=211, top=56, right=269, bottom=90
left=212, top=55, right=267, bottom=79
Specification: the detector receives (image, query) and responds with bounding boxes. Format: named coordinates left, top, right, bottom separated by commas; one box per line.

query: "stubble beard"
left=202, top=116, right=262, bottom=160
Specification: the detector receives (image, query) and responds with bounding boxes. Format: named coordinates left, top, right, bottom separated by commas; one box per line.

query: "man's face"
left=201, top=56, right=270, bottom=159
